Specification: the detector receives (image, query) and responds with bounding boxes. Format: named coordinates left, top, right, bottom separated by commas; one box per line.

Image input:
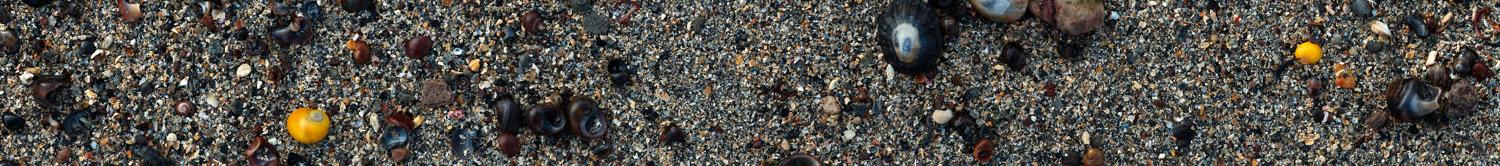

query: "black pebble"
left=22, top=0, right=52, bottom=7
left=608, top=59, right=631, bottom=87
left=1001, top=43, right=1028, bottom=71
left=2, top=112, right=22, bottom=131
left=78, top=40, right=96, bottom=57
left=286, top=152, right=310, bottom=166
left=1351, top=0, right=1371, bottom=17
left=1405, top=15, right=1429, bottom=37
left=1171, top=121, right=1196, bottom=150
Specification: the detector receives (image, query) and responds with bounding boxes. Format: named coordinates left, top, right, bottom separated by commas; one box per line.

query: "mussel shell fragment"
left=447, top=126, right=480, bottom=159
left=271, top=18, right=315, bottom=44
left=879, top=0, right=945, bottom=76
left=31, top=75, right=74, bottom=108
left=527, top=104, right=567, bottom=135
left=1385, top=78, right=1442, bottom=121
left=62, top=111, right=90, bottom=136
left=1455, top=48, right=1481, bottom=76
left=568, top=98, right=609, bottom=139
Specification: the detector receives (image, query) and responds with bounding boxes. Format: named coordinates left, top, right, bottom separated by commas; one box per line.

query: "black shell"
left=1385, top=78, right=1442, bottom=121
left=568, top=98, right=608, bottom=139
left=494, top=96, right=525, bottom=134
left=879, top=0, right=945, bottom=76
left=528, top=104, right=567, bottom=136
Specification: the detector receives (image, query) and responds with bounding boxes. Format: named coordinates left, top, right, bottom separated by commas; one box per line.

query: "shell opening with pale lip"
left=307, top=112, right=325, bottom=122
left=893, top=23, right=921, bottom=63
left=1399, top=80, right=1442, bottom=116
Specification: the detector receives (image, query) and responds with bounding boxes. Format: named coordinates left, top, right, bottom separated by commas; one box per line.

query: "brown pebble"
left=1043, top=82, right=1058, bottom=97
left=749, top=136, right=764, bottom=149
left=56, top=148, right=71, bottom=163
left=419, top=79, right=453, bottom=106
left=1083, top=147, right=1104, bottom=166
left=522, top=10, right=543, bottom=35
left=1306, top=78, right=1325, bottom=97
left=497, top=133, right=520, bottom=157
left=389, top=148, right=410, bottom=163
left=404, top=35, right=433, bottom=59
left=347, top=39, right=371, bottom=65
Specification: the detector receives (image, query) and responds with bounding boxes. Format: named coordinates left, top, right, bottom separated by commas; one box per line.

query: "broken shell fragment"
left=117, top=0, right=142, bottom=23
left=1385, top=78, right=1442, bottom=121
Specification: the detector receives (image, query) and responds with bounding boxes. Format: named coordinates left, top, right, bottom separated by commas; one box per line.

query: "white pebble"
left=236, top=63, right=252, bottom=77
left=842, top=129, right=855, bottom=140
left=932, top=110, right=954, bottom=124
left=18, top=71, right=33, bottom=83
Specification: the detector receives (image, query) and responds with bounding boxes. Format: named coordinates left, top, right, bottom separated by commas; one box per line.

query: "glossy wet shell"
left=970, top=0, right=1028, bottom=22
left=879, top=0, right=944, bottom=76
left=287, top=108, right=331, bottom=144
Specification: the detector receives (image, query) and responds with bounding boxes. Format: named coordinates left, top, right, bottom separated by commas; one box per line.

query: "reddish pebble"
left=497, top=133, right=521, bottom=157
left=404, top=36, right=433, bottom=59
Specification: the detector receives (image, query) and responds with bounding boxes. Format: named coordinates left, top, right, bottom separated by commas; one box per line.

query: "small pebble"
left=1084, top=147, right=1104, bottom=166
left=2, top=112, right=22, bottom=131
left=1405, top=15, right=1430, bottom=37
left=404, top=36, right=434, bottom=59
left=819, top=96, right=840, bottom=115
left=1351, top=0, right=1372, bottom=17
left=236, top=63, right=252, bottom=77
left=931, top=110, right=954, bottom=124
left=841, top=129, right=855, bottom=140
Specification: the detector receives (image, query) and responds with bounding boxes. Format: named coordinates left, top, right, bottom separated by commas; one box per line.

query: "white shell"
left=971, top=0, right=1029, bottom=22
left=1370, top=21, right=1391, bottom=37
